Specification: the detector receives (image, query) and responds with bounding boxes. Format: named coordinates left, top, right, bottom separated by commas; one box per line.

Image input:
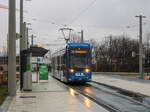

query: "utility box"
left=23, top=71, right=32, bottom=91
left=23, top=55, right=32, bottom=91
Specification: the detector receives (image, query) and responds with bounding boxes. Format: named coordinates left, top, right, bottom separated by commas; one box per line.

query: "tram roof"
left=67, top=43, right=90, bottom=48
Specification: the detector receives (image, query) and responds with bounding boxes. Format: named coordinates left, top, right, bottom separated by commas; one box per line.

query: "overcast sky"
left=0, top=0, right=150, bottom=52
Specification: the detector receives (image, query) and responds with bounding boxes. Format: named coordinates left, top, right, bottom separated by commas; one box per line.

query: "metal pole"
left=8, top=0, right=16, bottom=96
left=26, top=27, right=29, bottom=48
left=66, top=39, right=69, bottom=44
left=20, top=0, right=23, bottom=49
left=81, top=30, right=84, bottom=43
left=31, top=34, right=34, bottom=45
left=139, top=16, right=143, bottom=77
left=136, top=15, right=146, bottom=78
left=20, top=0, right=24, bottom=90
left=20, top=0, right=23, bottom=38
left=23, top=22, right=27, bottom=49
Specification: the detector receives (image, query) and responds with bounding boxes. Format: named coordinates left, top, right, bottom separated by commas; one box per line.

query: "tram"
left=51, top=43, right=92, bottom=83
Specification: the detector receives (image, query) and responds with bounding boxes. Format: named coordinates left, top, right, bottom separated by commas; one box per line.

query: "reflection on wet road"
left=84, top=87, right=92, bottom=94
left=69, top=88, right=91, bottom=108
left=69, top=83, right=150, bottom=112
left=69, top=88, right=76, bottom=97
left=84, top=97, right=91, bottom=108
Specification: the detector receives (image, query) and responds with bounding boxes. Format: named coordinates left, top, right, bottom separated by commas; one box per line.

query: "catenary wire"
left=70, top=0, right=97, bottom=25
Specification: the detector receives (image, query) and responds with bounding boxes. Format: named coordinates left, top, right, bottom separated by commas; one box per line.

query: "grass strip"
left=0, top=84, right=8, bottom=105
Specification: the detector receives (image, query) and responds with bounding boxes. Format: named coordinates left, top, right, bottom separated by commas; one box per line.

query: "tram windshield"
left=70, top=49, right=90, bottom=68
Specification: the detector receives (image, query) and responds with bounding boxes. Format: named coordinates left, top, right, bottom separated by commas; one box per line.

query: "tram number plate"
left=75, top=73, right=84, bottom=76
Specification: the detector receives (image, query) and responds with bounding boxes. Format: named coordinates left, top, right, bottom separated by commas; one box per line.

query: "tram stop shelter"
left=20, top=45, right=49, bottom=90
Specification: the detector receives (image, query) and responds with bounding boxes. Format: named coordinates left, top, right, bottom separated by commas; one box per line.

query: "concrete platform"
left=92, top=73, right=150, bottom=96
left=7, top=73, right=108, bottom=112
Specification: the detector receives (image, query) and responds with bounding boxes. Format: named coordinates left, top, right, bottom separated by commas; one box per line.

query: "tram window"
left=62, top=53, right=66, bottom=64
left=16, top=66, right=20, bottom=71
left=61, top=55, right=63, bottom=64
left=70, top=50, right=90, bottom=68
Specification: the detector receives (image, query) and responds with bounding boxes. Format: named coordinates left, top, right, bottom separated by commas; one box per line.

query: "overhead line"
left=70, top=0, right=97, bottom=25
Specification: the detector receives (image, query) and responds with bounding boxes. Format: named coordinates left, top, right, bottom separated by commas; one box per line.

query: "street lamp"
left=135, top=15, right=146, bottom=79
left=8, top=0, right=16, bottom=96
left=20, top=0, right=32, bottom=90
left=59, top=27, right=73, bottom=44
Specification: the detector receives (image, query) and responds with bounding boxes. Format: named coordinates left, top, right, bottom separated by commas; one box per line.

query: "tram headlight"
left=70, top=68, right=75, bottom=73
left=84, top=68, right=90, bottom=73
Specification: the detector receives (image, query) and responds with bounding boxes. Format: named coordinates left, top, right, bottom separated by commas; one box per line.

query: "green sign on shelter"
left=39, top=64, right=48, bottom=80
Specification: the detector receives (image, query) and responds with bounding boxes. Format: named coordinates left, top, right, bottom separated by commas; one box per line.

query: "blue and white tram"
left=51, top=43, right=92, bottom=83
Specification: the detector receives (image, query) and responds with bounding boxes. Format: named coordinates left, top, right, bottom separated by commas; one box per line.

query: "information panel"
left=39, top=64, right=48, bottom=80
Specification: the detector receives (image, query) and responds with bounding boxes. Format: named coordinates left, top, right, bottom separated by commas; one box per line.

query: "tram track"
left=70, top=85, right=122, bottom=112
left=69, top=82, right=150, bottom=112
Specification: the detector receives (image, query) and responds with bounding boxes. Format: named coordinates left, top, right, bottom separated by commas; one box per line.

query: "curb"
left=93, top=72, right=140, bottom=77
left=0, top=96, right=13, bottom=112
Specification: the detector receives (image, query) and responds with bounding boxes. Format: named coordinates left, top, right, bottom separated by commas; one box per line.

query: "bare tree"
left=90, top=35, right=139, bottom=72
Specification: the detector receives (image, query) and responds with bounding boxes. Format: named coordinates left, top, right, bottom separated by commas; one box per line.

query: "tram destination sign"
left=71, top=50, right=87, bottom=53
